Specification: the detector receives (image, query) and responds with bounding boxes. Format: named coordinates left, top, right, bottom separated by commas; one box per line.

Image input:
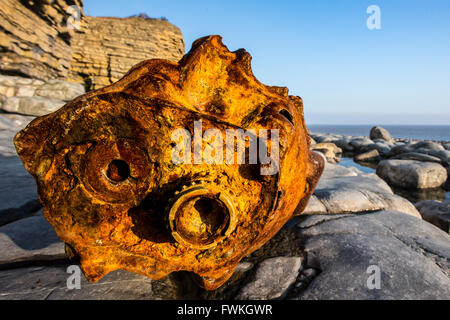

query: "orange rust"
left=13, top=35, right=324, bottom=290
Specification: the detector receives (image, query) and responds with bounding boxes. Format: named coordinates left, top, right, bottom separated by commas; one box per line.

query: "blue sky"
left=84, top=0, right=450, bottom=125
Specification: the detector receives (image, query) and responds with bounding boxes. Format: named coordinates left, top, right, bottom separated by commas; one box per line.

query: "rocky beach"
left=0, top=0, right=449, bottom=300
left=1, top=110, right=449, bottom=299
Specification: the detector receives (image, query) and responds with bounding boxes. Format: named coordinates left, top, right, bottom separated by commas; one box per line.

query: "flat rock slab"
left=235, top=256, right=302, bottom=300
left=0, top=213, right=65, bottom=265
left=293, top=210, right=450, bottom=299
left=319, top=162, right=361, bottom=179
left=301, top=163, right=420, bottom=218
left=0, top=265, right=179, bottom=300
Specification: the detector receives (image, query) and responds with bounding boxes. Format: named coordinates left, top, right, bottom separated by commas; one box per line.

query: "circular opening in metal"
left=168, top=186, right=236, bottom=249
left=106, top=159, right=130, bottom=182
left=174, top=196, right=229, bottom=246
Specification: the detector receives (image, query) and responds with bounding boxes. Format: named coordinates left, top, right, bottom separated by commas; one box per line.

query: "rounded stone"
left=376, top=160, right=447, bottom=189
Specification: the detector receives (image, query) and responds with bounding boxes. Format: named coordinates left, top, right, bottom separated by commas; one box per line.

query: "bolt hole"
left=106, top=159, right=130, bottom=182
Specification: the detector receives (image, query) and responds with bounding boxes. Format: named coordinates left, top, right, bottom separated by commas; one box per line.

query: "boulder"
left=392, top=152, right=442, bottom=163
left=415, top=149, right=450, bottom=163
left=311, top=142, right=342, bottom=154
left=377, top=160, right=447, bottom=189
left=354, top=149, right=380, bottom=162
left=350, top=137, right=374, bottom=151
left=311, top=143, right=342, bottom=164
left=333, top=138, right=355, bottom=152
left=235, top=257, right=302, bottom=300
left=293, top=210, right=450, bottom=299
left=360, top=142, right=392, bottom=156
left=387, top=144, right=413, bottom=157
left=415, top=200, right=450, bottom=233
left=370, top=126, right=394, bottom=143
left=388, top=141, right=450, bottom=163
left=410, top=141, right=445, bottom=151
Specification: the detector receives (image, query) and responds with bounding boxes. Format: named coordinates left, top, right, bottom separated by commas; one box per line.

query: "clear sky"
left=84, top=0, right=450, bottom=125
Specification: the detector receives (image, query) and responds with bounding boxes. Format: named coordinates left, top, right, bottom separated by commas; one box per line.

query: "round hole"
left=168, top=186, right=237, bottom=249
left=175, top=197, right=229, bottom=245
left=106, top=159, right=130, bottom=182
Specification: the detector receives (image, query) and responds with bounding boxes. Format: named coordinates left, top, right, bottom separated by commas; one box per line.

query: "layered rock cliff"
left=0, top=0, right=185, bottom=115
left=69, top=16, right=185, bottom=89
left=0, top=0, right=84, bottom=80
left=0, top=0, right=185, bottom=90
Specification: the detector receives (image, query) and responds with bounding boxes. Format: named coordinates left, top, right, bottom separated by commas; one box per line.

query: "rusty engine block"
left=14, top=35, right=324, bottom=290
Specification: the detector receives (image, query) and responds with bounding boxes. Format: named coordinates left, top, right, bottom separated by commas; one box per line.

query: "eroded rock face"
left=0, top=1, right=185, bottom=90
left=13, top=36, right=323, bottom=290
left=0, top=0, right=83, bottom=80
left=69, top=16, right=185, bottom=90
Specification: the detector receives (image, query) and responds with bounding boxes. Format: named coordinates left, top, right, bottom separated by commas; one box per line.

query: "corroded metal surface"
left=14, top=35, right=324, bottom=290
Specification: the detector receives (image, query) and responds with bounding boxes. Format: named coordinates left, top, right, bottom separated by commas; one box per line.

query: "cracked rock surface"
left=293, top=210, right=450, bottom=299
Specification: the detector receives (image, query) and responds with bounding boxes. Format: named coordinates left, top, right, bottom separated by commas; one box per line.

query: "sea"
left=308, top=125, right=450, bottom=142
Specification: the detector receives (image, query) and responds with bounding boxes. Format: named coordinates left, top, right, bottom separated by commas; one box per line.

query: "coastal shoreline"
left=1, top=114, right=449, bottom=299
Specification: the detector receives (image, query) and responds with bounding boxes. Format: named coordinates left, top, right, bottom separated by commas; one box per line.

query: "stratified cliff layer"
left=0, top=0, right=185, bottom=90
left=69, top=16, right=185, bottom=89
left=0, top=0, right=84, bottom=80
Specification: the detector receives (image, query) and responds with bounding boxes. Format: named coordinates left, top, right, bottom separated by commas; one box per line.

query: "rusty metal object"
left=14, top=35, right=324, bottom=290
